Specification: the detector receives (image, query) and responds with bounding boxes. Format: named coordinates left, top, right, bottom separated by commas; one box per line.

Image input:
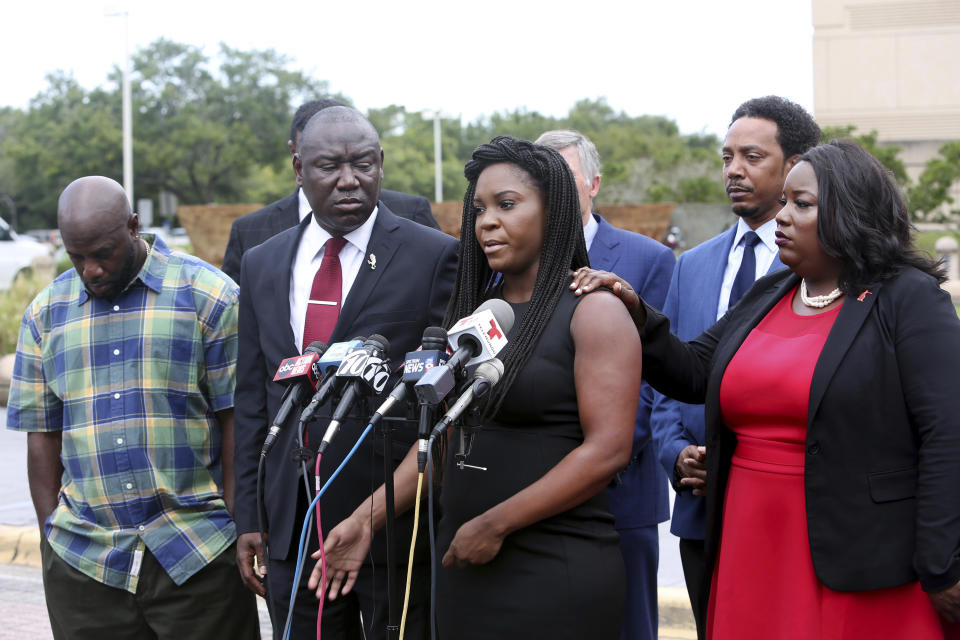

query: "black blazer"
left=221, top=188, right=440, bottom=283
left=641, top=266, right=960, bottom=593
left=233, top=204, right=457, bottom=562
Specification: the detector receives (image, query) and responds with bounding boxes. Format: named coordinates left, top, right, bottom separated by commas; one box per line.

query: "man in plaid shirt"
left=7, top=176, right=259, bottom=639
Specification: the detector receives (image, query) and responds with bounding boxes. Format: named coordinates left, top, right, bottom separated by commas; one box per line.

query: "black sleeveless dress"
left=436, top=288, right=625, bottom=639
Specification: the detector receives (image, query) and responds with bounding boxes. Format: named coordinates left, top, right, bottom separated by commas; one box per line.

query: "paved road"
left=0, top=407, right=690, bottom=638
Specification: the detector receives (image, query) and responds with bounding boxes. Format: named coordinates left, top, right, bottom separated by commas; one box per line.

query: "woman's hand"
left=570, top=268, right=645, bottom=328
left=308, top=514, right=371, bottom=600
left=441, top=513, right=505, bottom=569
left=929, top=580, right=960, bottom=622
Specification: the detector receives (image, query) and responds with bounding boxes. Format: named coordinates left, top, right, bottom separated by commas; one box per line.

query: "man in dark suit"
left=232, top=106, right=457, bottom=639
left=221, top=98, right=439, bottom=282
left=537, top=130, right=675, bottom=640
left=649, top=95, right=820, bottom=638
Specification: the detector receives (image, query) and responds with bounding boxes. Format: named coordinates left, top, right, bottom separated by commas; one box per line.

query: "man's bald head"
left=58, top=176, right=146, bottom=300
left=58, top=176, right=132, bottom=240
left=298, top=106, right=380, bottom=155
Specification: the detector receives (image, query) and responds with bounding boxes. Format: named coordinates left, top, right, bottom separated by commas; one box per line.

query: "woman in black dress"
left=314, top=136, right=642, bottom=639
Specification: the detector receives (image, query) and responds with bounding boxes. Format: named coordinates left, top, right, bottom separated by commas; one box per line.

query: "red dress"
left=708, top=287, right=954, bottom=640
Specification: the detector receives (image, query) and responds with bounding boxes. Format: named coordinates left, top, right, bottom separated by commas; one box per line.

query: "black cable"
left=256, top=455, right=275, bottom=626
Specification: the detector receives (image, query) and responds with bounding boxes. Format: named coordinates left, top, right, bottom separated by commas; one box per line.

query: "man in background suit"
left=537, top=130, right=675, bottom=640
left=221, top=98, right=439, bottom=282
left=233, top=106, right=457, bottom=639
left=649, top=95, right=820, bottom=638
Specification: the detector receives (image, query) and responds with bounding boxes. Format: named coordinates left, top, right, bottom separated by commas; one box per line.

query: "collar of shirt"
left=289, top=207, right=380, bottom=351
left=583, top=212, right=599, bottom=251
left=77, top=233, right=169, bottom=306
left=298, top=187, right=311, bottom=222
left=731, top=216, right=778, bottom=256
left=716, top=217, right=779, bottom=319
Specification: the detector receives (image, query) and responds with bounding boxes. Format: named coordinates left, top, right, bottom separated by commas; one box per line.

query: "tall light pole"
left=433, top=111, right=443, bottom=203
left=106, top=8, right=133, bottom=207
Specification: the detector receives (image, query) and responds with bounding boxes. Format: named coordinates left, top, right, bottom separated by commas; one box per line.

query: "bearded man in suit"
left=649, top=95, right=820, bottom=639
left=232, top=106, right=456, bottom=639
left=221, top=98, right=439, bottom=283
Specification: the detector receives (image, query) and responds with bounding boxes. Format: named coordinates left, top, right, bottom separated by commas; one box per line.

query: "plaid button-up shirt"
left=7, top=235, right=239, bottom=593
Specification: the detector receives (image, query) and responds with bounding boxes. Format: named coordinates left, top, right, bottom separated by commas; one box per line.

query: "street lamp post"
left=106, top=8, right=133, bottom=207
left=433, top=111, right=442, bottom=203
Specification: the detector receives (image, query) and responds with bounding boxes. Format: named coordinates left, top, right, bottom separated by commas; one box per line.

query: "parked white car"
left=0, top=218, right=55, bottom=290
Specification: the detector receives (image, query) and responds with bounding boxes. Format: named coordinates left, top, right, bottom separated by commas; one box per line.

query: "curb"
left=0, top=525, right=41, bottom=568
left=658, top=586, right=697, bottom=637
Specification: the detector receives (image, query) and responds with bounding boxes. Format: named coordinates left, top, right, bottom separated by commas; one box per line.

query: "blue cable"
left=283, top=423, right=374, bottom=640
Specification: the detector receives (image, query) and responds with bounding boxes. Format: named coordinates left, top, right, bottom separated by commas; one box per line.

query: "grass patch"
left=0, top=275, right=46, bottom=356
left=914, top=230, right=960, bottom=260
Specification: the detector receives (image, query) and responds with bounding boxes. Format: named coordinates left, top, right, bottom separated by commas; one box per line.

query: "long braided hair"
left=444, top=136, right=590, bottom=420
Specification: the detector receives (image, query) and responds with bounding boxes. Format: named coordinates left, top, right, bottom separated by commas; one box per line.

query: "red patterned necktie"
left=302, top=237, right=348, bottom=351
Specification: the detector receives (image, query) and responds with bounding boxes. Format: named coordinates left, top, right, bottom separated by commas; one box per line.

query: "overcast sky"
left=2, top=0, right=814, bottom=137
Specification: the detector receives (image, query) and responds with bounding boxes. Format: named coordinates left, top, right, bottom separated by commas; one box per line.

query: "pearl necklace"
left=800, top=280, right=843, bottom=308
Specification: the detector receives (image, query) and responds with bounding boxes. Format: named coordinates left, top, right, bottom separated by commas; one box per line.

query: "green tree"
left=907, top=141, right=960, bottom=221
left=5, top=73, right=123, bottom=228
left=820, top=125, right=908, bottom=185
left=129, top=39, right=329, bottom=205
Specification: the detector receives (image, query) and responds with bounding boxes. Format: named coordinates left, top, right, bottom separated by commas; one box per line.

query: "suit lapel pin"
left=857, top=289, right=872, bottom=302
left=367, top=253, right=376, bottom=270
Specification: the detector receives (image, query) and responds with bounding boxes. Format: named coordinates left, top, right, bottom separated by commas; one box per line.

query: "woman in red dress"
left=574, top=140, right=960, bottom=639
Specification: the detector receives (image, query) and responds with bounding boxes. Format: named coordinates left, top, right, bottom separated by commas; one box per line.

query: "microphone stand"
left=381, top=412, right=400, bottom=640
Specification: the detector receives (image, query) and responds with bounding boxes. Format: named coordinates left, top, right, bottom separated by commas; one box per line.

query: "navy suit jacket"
left=650, top=225, right=784, bottom=540
left=642, top=266, right=960, bottom=592
left=590, top=214, right=676, bottom=529
left=221, top=188, right=439, bottom=283
left=233, top=204, right=457, bottom=562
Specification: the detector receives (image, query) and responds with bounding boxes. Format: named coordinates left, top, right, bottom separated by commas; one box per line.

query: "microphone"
left=369, top=327, right=449, bottom=426
left=317, top=335, right=391, bottom=454
left=430, top=358, right=504, bottom=439
left=298, top=338, right=365, bottom=425
left=261, top=341, right=327, bottom=456
left=444, top=299, right=514, bottom=372
left=413, top=300, right=514, bottom=406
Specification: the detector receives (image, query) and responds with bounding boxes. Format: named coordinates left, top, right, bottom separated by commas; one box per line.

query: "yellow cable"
left=398, top=472, right=424, bottom=640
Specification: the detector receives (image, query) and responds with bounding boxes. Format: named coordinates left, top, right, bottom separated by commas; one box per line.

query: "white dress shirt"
left=716, top=217, right=778, bottom=319
left=297, top=188, right=311, bottom=222
left=289, top=207, right=379, bottom=351
left=583, top=212, right=599, bottom=251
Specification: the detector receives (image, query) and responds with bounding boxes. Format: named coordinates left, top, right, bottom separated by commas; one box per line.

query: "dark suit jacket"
left=650, top=225, right=785, bottom=540
left=641, top=266, right=960, bottom=593
left=233, top=203, right=457, bottom=562
left=221, top=188, right=439, bottom=282
left=589, top=214, right=676, bottom=530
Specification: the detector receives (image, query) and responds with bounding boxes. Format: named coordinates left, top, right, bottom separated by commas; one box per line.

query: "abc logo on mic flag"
left=273, top=353, right=319, bottom=382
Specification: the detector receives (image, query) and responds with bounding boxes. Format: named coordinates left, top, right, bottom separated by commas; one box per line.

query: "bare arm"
left=27, top=432, right=63, bottom=535
left=442, top=291, right=641, bottom=568
left=308, top=441, right=422, bottom=599
left=570, top=267, right=646, bottom=330
left=216, top=408, right=236, bottom=515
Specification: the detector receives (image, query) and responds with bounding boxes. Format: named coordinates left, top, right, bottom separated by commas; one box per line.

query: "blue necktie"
left=729, top=231, right=760, bottom=308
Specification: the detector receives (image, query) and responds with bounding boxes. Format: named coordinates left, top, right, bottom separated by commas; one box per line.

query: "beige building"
left=812, top=0, right=960, bottom=208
